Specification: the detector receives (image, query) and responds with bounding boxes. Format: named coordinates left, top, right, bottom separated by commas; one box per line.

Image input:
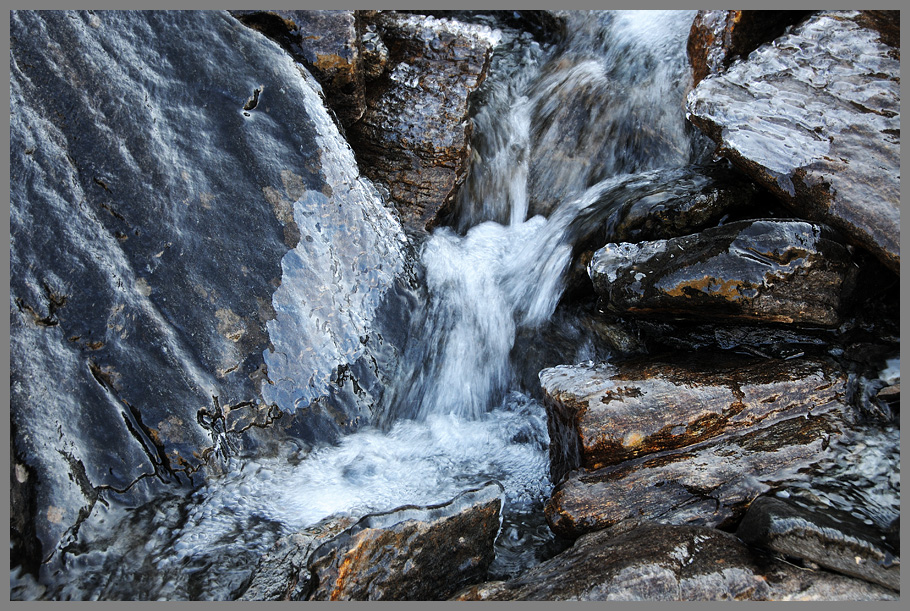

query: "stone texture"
left=687, top=11, right=900, bottom=273
left=737, top=496, right=900, bottom=591
left=588, top=219, right=859, bottom=326
left=545, top=410, right=851, bottom=539
left=540, top=355, right=848, bottom=482
left=306, top=482, right=504, bottom=600
left=687, top=10, right=813, bottom=86
left=348, top=12, right=499, bottom=231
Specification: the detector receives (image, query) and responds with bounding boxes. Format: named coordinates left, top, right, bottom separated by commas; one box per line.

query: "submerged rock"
left=588, top=219, right=859, bottom=326
left=348, top=12, right=499, bottom=231
left=540, top=356, right=848, bottom=482
left=545, top=410, right=851, bottom=539
left=306, top=482, right=504, bottom=600
left=737, top=496, right=900, bottom=591
left=687, top=11, right=900, bottom=273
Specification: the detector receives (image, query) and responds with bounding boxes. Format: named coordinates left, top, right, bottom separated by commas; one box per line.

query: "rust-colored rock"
left=588, top=219, right=859, bottom=326
left=540, top=355, right=848, bottom=482
left=348, top=12, right=498, bottom=231
left=687, top=11, right=900, bottom=273
left=687, top=10, right=813, bottom=86
left=545, top=410, right=850, bottom=539
left=306, top=482, right=503, bottom=600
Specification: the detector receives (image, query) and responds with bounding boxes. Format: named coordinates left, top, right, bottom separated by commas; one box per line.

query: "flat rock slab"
left=589, top=219, right=858, bottom=326
left=687, top=11, right=900, bottom=273
left=540, top=356, right=848, bottom=482
left=306, top=482, right=504, bottom=600
left=545, top=410, right=850, bottom=539
left=738, top=496, right=900, bottom=591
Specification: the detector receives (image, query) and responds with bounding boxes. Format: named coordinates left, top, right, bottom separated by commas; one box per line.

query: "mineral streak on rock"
left=686, top=11, right=900, bottom=273
left=540, top=355, right=849, bottom=482
left=306, top=482, right=504, bottom=600
left=588, top=219, right=859, bottom=326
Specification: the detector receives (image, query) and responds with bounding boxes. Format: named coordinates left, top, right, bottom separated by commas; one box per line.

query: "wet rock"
left=687, top=11, right=900, bottom=273
left=454, top=522, right=773, bottom=600
left=348, top=12, right=499, bottom=231
left=761, top=558, right=899, bottom=600
left=306, top=482, right=504, bottom=600
left=540, top=355, right=848, bottom=482
left=737, top=496, right=899, bottom=591
left=687, top=10, right=813, bottom=86
left=10, top=9, right=407, bottom=574
left=589, top=219, right=859, bottom=326
left=545, top=410, right=851, bottom=539
left=239, top=515, right=357, bottom=601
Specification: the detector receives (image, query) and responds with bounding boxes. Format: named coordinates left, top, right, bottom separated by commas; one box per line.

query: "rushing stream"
left=13, top=11, right=898, bottom=601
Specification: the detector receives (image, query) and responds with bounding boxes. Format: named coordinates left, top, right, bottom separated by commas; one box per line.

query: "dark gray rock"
left=589, top=219, right=859, bottom=326
left=306, top=482, right=504, bottom=600
left=540, top=356, right=848, bottom=482
left=738, top=496, right=899, bottom=591
left=10, top=9, right=407, bottom=576
left=687, top=11, right=900, bottom=273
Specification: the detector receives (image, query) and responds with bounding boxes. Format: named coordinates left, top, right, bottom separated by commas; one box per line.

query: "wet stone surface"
left=306, top=482, right=504, bottom=600
left=540, top=355, right=849, bottom=482
left=588, top=219, right=859, bottom=326
left=687, top=10, right=900, bottom=273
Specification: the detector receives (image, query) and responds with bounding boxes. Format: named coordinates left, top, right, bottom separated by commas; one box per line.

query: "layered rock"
left=540, top=356, right=848, bottom=482
left=686, top=11, right=900, bottom=273
left=306, top=482, right=504, bottom=600
left=588, top=219, right=859, bottom=326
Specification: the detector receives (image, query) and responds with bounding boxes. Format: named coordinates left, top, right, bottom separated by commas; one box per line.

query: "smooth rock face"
left=545, top=410, right=849, bottom=539
left=454, top=523, right=773, bottom=600
left=589, top=219, right=859, bottom=326
left=687, top=11, right=900, bottom=273
left=737, top=496, right=900, bottom=591
left=687, top=10, right=813, bottom=86
left=348, top=12, right=498, bottom=231
left=306, top=482, right=504, bottom=600
left=540, top=356, right=848, bottom=482
left=10, top=9, right=407, bottom=571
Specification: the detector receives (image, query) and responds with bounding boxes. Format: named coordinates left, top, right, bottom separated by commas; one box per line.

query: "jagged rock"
left=540, top=355, right=848, bottom=482
left=545, top=410, right=851, bottom=539
left=306, top=482, right=504, bottom=600
left=348, top=12, right=499, bottom=231
left=687, top=11, right=900, bottom=273
left=737, top=496, right=900, bottom=591
left=687, top=10, right=813, bottom=86
left=230, top=10, right=368, bottom=127
left=761, top=559, right=899, bottom=600
left=454, top=523, right=774, bottom=600
left=588, top=219, right=859, bottom=326
left=10, top=9, right=407, bottom=577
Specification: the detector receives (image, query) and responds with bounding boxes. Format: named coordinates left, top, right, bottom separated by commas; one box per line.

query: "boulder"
left=687, top=10, right=813, bottom=86
left=737, top=496, right=899, bottom=591
left=545, top=410, right=850, bottom=539
left=686, top=11, right=900, bottom=273
left=588, top=219, right=859, bottom=326
left=348, top=12, right=499, bottom=231
left=540, top=356, right=848, bottom=482
left=10, top=9, right=407, bottom=577
left=306, top=482, right=504, bottom=600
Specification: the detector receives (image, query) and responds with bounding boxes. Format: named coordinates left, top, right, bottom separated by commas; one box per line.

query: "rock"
left=588, top=219, right=859, bottom=326
left=540, top=355, right=849, bottom=482
left=687, top=10, right=813, bottom=86
left=230, top=10, right=368, bottom=127
left=454, top=522, right=773, bottom=600
left=10, top=9, right=407, bottom=576
left=348, top=12, right=499, bottom=231
left=306, top=482, right=504, bottom=600
left=238, top=515, right=357, bottom=601
left=545, top=410, right=851, bottom=539
left=761, top=558, right=899, bottom=601
left=737, top=496, right=899, bottom=591
left=686, top=11, right=900, bottom=273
